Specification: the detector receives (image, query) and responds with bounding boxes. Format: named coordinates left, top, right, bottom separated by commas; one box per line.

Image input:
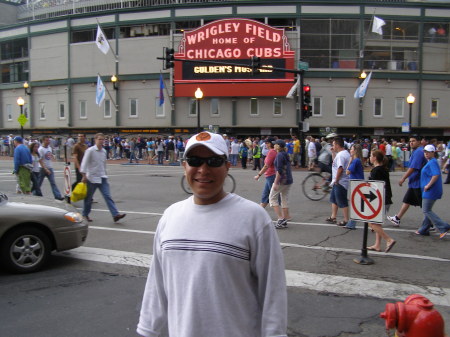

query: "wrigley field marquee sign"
left=173, top=18, right=295, bottom=97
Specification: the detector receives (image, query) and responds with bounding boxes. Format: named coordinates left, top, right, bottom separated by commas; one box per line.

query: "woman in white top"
left=29, top=142, right=42, bottom=196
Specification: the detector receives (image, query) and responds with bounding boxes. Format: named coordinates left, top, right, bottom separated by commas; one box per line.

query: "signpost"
left=350, top=180, right=385, bottom=265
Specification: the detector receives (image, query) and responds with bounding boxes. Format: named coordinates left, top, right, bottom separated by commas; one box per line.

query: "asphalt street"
left=0, top=158, right=449, bottom=337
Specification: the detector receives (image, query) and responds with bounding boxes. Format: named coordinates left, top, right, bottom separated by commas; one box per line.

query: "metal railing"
left=17, top=0, right=226, bottom=22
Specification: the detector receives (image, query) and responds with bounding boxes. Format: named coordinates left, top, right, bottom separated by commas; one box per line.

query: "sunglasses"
left=185, top=156, right=227, bottom=167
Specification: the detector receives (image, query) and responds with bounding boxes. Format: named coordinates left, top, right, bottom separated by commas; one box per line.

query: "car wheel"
left=1, top=227, right=51, bottom=273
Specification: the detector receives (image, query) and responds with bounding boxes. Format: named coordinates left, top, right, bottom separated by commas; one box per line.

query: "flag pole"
left=96, top=18, right=119, bottom=62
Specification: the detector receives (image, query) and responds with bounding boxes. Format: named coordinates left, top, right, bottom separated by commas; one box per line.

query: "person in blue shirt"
left=343, top=143, right=364, bottom=229
left=387, top=136, right=427, bottom=227
left=416, top=145, right=450, bottom=238
left=13, top=136, right=32, bottom=194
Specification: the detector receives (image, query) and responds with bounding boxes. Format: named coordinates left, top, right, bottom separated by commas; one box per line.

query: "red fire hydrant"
left=380, top=294, right=446, bottom=337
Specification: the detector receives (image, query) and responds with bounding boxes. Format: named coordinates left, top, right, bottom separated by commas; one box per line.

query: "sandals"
left=385, top=240, right=396, bottom=253
left=367, top=246, right=381, bottom=252
left=336, top=221, right=346, bottom=227
left=325, top=217, right=336, bottom=224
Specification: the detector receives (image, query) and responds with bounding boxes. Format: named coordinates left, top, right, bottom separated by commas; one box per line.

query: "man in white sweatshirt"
left=137, top=131, right=288, bottom=337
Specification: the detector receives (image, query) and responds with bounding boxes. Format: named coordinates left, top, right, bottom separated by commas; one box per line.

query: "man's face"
left=78, top=134, right=85, bottom=143
left=183, top=146, right=230, bottom=205
left=409, top=138, right=419, bottom=150
left=95, top=136, right=105, bottom=148
left=43, top=137, right=50, bottom=147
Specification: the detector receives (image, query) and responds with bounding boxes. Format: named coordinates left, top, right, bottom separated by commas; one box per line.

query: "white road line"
left=56, top=246, right=450, bottom=307
left=88, top=225, right=450, bottom=263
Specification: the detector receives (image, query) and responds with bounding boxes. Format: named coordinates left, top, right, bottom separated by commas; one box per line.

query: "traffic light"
left=302, top=84, right=312, bottom=119
left=303, top=84, right=311, bottom=104
left=164, top=47, right=175, bottom=69
left=251, top=56, right=261, bottom=74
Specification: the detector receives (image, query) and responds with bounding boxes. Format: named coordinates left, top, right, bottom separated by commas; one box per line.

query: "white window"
left=129, top=99, right=138, bottom=118
left=312, top=97, right=322, bottom=116
left=189, top=98, right=197, bottom=116
left=211, top=98, right=219, bottom=116
left=39, top=102, right=46, bottom=120
left=273, top=98, right=282, bottom=116
left=336, top=97, right=345, bottom=116
left=6, top=104, right=12, bottom=121
left=250, top=98, right=258, bottom=115
left=394, top=98, right=404, bottom=118
left=79, top=100, right=86, bottom=119
left=58, top=102, right=65, bottom=119
left=431, top=99, right=439, bottom=118
left=373, top=98, right=383, bottom=117
left=155, top=97, right=165, bottom=117
left=104, top=99, right=111, bottom=118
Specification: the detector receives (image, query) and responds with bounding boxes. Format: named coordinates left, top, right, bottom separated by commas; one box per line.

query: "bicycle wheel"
left=223, top=174, right=236, bottom=193
left=180, top=175, right=192, bottom=194
left=180, top=174, right=236, bottom=194
left=302, top=173, right=327, bottom=201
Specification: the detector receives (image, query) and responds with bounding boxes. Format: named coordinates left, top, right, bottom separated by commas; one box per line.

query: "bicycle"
left=302, top=171, right=331, bottom=201
left=181, top=174, right=236, bottom=194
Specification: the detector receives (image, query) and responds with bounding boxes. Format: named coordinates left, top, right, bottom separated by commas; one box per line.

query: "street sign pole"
left=353, top=222, right=374, bottom=265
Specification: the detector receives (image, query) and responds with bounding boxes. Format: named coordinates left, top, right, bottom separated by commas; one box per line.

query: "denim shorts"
left=329, top=183, right=348, bottom=208
left=261, top=174, right=275, bottom=204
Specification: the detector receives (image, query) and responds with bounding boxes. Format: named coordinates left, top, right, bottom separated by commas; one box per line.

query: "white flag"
left=95, top=25, right=110, bottom=55
left=286, top=77, right=300, bottom=99
left=354, top=71, right=372, bottom=99
left=372, top=16, right=386, bottom=35
left=96, top=75, right=106, bottom=106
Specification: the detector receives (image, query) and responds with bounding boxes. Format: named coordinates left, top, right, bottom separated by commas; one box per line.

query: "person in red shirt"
left=254, top=137, right=277, bottom=208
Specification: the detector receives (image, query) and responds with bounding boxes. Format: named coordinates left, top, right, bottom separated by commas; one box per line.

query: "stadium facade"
left=1, top=0, right=450, bottom=138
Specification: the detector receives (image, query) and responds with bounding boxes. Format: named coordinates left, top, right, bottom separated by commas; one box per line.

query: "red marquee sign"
left=173, top=18, right=295, bottom=97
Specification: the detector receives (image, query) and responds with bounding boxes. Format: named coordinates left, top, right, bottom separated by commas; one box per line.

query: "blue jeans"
left=417, top=198, right=450, bottom=235
left=230, top=154, right=238, bottom=166
left=261, top=174, right=275, bottom=204
left=157, top=151, right=164, bottom=165
left=38, top=168, right=62, bottom=199
left=83, top=178, right=119, bottom=218
left=31, top=171, right=42, bottom=196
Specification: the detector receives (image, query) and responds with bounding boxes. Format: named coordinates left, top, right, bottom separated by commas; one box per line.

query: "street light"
left=111, top=75, right=118, bottom=90
left=16, top=97, right=25, bottom=138
left=407, top=93, right=415, bottom=130
left=23, top=82, right=31, bottom=95
left=195, top=88, right=203, bottom=133
left=359, top=71, right=367, bottom=79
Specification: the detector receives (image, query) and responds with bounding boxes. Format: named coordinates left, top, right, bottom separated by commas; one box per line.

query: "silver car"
left=0, top=193, right=88, bottom=273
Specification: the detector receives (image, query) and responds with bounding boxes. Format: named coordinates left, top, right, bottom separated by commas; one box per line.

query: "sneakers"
left=387, top=215, right=400, bottom=227
left=113, top=213, right=126, bottom=222
left=83, top=216, right=93, bottom=222
left=440, top=231, right=448, bottom=239
left=275, top=218, right=288, bottom=229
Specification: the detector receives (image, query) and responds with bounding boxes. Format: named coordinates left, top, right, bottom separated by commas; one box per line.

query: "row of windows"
left=4, top=97, right=441, bottom=122
left=311, top=97, right=440, bottom=118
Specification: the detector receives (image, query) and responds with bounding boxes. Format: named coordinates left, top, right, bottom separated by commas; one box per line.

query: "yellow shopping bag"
left=71, top=182, right=87, bottom=203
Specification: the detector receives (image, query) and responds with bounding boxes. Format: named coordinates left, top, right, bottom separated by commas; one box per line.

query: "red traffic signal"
left=303, top=85, right=311, bottom=92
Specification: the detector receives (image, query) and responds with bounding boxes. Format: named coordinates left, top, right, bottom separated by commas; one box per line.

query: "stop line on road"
left=56, top=245, right=450, bottom=308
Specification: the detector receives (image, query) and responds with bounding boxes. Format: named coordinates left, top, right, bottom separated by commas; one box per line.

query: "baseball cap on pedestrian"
left=184, top=131, right=229, bottom=159
left=275, top=139, right=286, bottom=148
left=424, top=144, right=435, bottom=152
left=13, top=136, right=23, bottom=143
left=265, top=137, right=276, bottom=144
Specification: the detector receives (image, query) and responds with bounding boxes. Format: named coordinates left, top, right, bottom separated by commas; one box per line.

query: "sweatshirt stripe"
left=162, top=239, right=250, bottom=261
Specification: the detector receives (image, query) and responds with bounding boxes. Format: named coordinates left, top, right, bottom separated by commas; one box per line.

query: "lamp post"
left=16, top=97, right=25, bottom=138
left=357, top=71, right=367, bottom=128
left=407, top=93, right=415, bottom=131
left=195, top=88, right=203, bottom=133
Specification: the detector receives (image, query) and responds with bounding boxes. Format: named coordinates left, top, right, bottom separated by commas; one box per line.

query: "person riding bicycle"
left=317, top=133, right=336, bottom=189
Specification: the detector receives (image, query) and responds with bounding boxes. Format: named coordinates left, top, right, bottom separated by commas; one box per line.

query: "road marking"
left=56, top=246, right=450, bottom=307
left=89, top=225, right=450, bottom=263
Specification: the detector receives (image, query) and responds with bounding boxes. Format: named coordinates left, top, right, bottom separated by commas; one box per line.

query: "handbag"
left=71, top=182, right=87, bottom=203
